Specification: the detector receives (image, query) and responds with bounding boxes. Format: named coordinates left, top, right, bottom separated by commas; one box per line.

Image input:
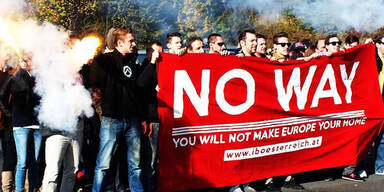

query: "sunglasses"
left=328, top=41, right=342, bottom=46
left=277, top=43, right=291, bottom=47
left=217, top=42, right=225, bottom=46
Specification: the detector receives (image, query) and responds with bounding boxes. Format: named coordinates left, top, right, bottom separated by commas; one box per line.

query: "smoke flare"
left=0, top=19, right=23, bottom=59
left=0, top=0, right=95, bottom=133
left=72, top=36, right=101, bottom=65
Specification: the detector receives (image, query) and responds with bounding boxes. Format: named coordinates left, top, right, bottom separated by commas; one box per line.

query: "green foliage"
left=255, top=11, right=319, bottom=47
left=175, top=0, right=232, bottom=41
left=27, top=0, right=98, bottom=32
left=96, top=0, right=163, bottom=48
left=27, top=0, right=164, bottom=49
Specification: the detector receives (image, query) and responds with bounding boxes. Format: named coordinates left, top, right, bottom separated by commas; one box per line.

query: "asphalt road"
left=1, top=139, right=383, bottom=192
left=295, top=174, right=384, bottom=192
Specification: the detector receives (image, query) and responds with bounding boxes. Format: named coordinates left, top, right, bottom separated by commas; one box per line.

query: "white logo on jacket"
left=123, top=66, right=132, bottom=78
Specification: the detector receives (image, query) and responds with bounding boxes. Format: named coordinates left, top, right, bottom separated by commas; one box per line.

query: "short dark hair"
left=238, top=29, right=256, bottom=43
left=273, top=32, right=289, bottom=44
left=187, top=37, right=203, bottom=50
left=256, top=33, right=266, bottom=40
left=113, top=27, right=133, bottom=47
left=345, top=34, right=359, bottom=45
left=166, top=32, right=182, bottom=44
left=374, top=34, right=384, bottom=44
left=146, top=41, right=163, bottom=60
left=301, top=39, right=312, bottom=49
left=325, top=34, right=340, bottom=45
left=208, top=33, right=222, bottom=45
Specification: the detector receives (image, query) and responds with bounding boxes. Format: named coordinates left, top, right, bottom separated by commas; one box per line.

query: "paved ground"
left=240, top=174, right=384, bottom=192
left=2, top=138, right=384, bottom=192
left=295, top=174, right=384, bottom=192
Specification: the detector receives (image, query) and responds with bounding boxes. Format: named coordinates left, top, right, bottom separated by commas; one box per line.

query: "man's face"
left=210, top=36, right=225, bottom=54
left=316, top=39, right=326, bottom=54
left=119, top=33, right=136, bottom=55
left=151, top=44, right=163, bottom=52
left=167, top=36, right=182, bottom=53
left=326, top=37, right=341, bottom=53
left=256, top=38, right=266, bottom=55
left=241, top=32, right=257, bottom=55
left=21, top=55, right=32, bottom=71
left=345, top=42, right=358, bottom=49
left=377, top=37, right=384, bottom=55
left=274, top=37, right=290, bottom=57
left=188, top=40, right=204, bottom=53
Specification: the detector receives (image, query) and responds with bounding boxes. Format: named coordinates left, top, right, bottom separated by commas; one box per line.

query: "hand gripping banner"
left=156, top=43, right=384, bottom=191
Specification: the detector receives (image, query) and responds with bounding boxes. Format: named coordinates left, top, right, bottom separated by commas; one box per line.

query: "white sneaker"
left=359, top=170, right=368, bottom=178
left=244, top=186, right=256, bottom=192
left=232, top=188, right=243, bottom=192
left=375, top=171, right=384, bottom=176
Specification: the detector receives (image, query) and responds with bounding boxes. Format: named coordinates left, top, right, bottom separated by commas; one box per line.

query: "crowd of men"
left=0, top=27, right=384, bottom=192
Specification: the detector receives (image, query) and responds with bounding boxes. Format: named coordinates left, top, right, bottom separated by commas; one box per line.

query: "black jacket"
left=0, top=69, right=39, bottom=127
left=377, top=49, right=383, bottom=74
left=0, top=71, right=12, bottom=130
left=137, top=58, right=159, bottom=122
left=90, top=49, right=140, bottom=119
left=376, top=49, right=384, bottom=101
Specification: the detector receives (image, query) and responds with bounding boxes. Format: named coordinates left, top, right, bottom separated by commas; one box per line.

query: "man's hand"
left=236, top=52, right=245, bottom=57
left=150, top=50, right=160, bottom=64
left=301, top=52, right=321, bottom=61
left=220, top=50, right=230, bottom=56
left=325, top=52, right=333, bottom=57
left=176, top=47, right=187, bottom=56
left=365, top=38, right=374, bottom=44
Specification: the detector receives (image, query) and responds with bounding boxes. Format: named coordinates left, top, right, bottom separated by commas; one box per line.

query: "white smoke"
left=0, top=0, right=94, bottom=133
left=227, top=0, right=384, bottom=32
left=293, top=0, right=384, bottom=32
left=0, top=0, right=26, bottom=17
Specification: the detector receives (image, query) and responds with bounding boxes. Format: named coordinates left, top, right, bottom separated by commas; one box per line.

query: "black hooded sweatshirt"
left=90, top=49, right=141, bottom=119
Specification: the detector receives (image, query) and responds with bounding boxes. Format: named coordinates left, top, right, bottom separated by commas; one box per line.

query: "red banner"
left=157, top=43, right=384, bottom=191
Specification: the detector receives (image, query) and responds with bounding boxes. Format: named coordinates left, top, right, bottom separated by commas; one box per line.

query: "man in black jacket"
left=137, top=41, right=162, bottom=191
left=91, top=27, right=144, bottom=192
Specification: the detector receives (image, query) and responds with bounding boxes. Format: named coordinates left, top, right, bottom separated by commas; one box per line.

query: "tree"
left=255, top=11, right=319, bottom=47
left=27, top=0, right=165, bottom=49
left=27, top=0, right=98, bottom=33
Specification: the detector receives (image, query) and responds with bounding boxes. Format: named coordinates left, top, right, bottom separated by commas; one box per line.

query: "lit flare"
left=0, top=19, right=23, bottom=60
left=72, top=35, right=101, bottom=64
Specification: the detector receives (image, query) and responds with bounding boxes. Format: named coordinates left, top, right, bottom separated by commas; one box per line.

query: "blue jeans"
left=13, top=127, right=42, bottom=191
left=92, top=116, right=143, bottom=192
left=376, top=130, right=384, bottom=173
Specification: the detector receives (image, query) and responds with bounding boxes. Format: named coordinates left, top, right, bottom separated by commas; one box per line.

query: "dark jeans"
left=1, top=124, right=17, bottom=171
